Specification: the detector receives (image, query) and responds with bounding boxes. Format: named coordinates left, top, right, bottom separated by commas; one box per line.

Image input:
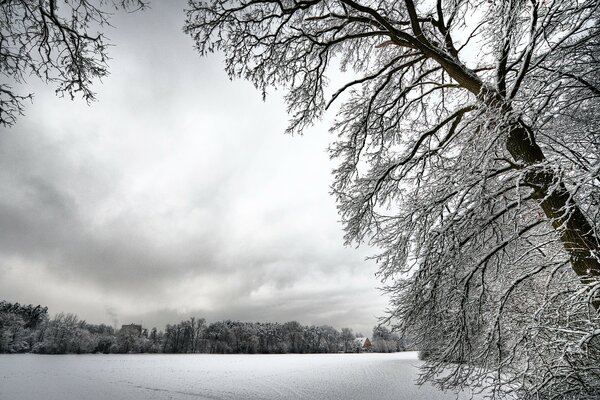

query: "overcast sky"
left=0, top=0, right=388, bottom=335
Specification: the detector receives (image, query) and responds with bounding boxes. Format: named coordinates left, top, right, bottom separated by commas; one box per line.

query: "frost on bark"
left=185, top=0, right=600, bottom=397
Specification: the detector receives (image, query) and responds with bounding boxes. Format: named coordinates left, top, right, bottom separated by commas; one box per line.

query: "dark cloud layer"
left=0, top=0, right=387, bottom=335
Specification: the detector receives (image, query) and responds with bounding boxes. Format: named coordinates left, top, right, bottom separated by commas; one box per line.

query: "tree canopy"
left=0, top=0, right=146, bottom=126
left=185, top=1, right=600, bottom=398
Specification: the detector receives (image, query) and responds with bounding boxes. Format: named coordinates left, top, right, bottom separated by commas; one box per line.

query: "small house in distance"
left=354, top=337, right=372, bottom=353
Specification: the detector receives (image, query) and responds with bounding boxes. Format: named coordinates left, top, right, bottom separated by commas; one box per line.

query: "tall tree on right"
left=186, top=0, right=600, bottom=397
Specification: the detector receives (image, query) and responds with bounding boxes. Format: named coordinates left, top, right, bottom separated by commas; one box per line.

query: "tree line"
left=0, top=301, right=408, bottom=355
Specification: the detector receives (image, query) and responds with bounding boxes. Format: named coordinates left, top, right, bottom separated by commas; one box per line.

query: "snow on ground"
left=0, top=352, right=478, bottom=400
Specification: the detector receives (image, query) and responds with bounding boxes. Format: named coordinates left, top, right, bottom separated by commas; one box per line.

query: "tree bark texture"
left=425, top=42, right=600, bottom=309
left=506, top=122, right=600, bottom=309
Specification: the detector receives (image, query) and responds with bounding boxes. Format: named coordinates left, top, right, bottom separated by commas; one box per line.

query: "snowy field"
left=0, top=352, right=478, bottom=400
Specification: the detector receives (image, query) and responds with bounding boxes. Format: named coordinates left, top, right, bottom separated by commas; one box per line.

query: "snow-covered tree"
left=185, top=1, right=600, bottom=397
left=0, top=0, right=147, bottom=126
left=35, top=313, right=81, bottom=354
left=372, top=325, right=402, bottom=353
left=340, top=327, right=355, bottom=352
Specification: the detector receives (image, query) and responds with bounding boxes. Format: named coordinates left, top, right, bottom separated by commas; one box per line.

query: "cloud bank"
left=0, top=0, right=387, bottom=335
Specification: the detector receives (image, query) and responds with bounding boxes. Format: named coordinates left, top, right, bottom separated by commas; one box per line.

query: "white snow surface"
left=0, top=352, right=478, bottom=399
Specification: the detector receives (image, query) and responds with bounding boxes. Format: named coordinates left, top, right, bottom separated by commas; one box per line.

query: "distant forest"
left=0, top=301, right=409, bottom=355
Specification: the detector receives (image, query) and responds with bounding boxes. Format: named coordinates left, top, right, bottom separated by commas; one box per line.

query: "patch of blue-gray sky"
left=0, top=0, right=387, bottom=335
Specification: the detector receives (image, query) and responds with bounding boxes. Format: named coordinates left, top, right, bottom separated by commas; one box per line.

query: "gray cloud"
left=0, top=0, right=388, bottom=336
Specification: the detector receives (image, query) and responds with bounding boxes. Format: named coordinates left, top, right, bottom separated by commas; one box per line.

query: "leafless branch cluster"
left=186, top=1, right=600, bottom=398
left=0, top=0, right=147, bottom=126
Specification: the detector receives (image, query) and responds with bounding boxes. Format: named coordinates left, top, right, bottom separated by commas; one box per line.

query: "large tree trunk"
left=401, top=31, right=600, bottom=309
left=507, top=122, right=600, bottom=309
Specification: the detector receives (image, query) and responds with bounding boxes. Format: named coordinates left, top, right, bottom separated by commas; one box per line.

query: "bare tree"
left=0, top=0, right=146, bottom=127
left=185, top=1, right=600, bottom=398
